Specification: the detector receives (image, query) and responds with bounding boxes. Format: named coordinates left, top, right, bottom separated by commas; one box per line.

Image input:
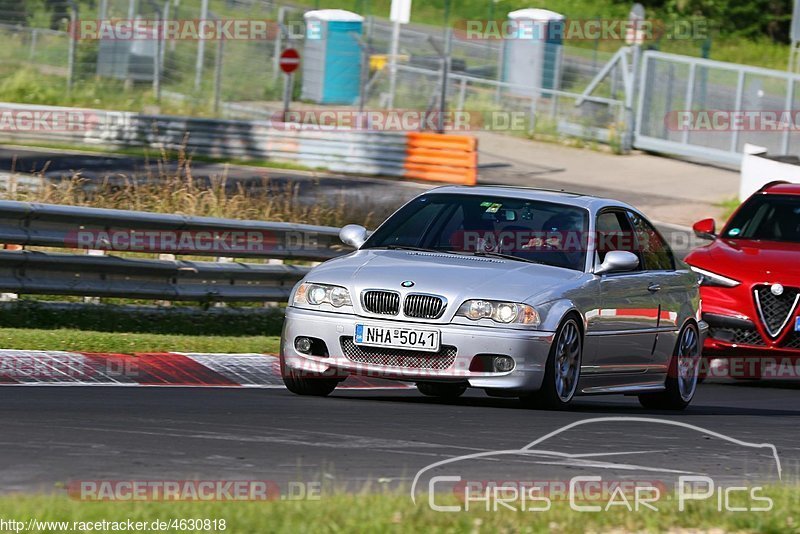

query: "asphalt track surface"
left=0, top=145, right=781, bottom=495
left=0, top=382, right=797, bottom=494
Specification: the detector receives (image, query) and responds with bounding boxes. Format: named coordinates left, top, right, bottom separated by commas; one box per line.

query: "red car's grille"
left=783, top=331, right=800, bottom=350
left=340, top=337, right=456, bottom=370
left=755, top=286, right=800, bottom=337
left=708, top=326, right=766, bottom=346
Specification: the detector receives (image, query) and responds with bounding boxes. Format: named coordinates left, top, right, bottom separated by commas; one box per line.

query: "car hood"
left=305, top=249, right=586, bottom=308
left=686, top=238, right=800, bottom=285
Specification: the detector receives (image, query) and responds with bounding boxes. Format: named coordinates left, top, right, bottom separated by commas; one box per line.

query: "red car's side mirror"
left=693, top=218, right=717, bottom=239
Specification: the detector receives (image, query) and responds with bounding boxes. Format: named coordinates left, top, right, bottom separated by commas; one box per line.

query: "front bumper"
left=281, top=307, right=556, bottom=392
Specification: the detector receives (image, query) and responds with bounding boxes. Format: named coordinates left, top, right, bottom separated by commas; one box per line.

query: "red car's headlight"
left=690, top=266, right=741, bottom=288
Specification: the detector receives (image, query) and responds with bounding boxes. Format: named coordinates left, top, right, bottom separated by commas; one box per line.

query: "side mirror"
left=595, top=250, right=640, bottom=275
left=693, top=218, right=717, bottom=240
left=339, top=224, right=368, bottom=249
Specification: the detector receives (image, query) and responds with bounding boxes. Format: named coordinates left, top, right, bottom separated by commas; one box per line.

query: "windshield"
left=362, top=193, right=590, bottom=271
left=723, top=194, right=800, bottom=243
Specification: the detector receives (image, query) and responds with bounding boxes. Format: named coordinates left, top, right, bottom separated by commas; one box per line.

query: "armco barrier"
left=0, top=103, right=477, bottom=185
left=0, top=200, right=349, bottom=302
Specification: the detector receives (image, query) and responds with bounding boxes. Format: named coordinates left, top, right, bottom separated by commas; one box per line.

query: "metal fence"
left=635, top=50, right=800, bottom=165
left=0, top=2, right=626, bottom=144
left=0, top=199, right=349, bottom=302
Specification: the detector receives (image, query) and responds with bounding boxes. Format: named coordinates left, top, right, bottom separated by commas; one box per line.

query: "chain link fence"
left=0, top=1, right=626, bottom=144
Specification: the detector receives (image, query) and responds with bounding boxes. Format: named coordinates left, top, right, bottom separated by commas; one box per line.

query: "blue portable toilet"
left=503, top=8, right=564, bottom=98
left=301, top=9, right=364, bottom=104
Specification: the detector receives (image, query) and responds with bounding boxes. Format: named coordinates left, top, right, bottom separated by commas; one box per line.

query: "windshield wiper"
left=470, top=251, right=543, bottom=264
left=377, top=245, right=455, bottom=254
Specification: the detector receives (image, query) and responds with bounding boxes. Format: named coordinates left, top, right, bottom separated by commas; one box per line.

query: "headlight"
left=689, top=266, right=740, bottom=288
left=292, top=282, right=352, bottom=307
left=457, top=300, right=540, bottom=326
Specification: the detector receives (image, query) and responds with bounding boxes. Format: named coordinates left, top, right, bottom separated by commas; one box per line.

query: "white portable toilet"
left=503, top=8, right=565, bottom=98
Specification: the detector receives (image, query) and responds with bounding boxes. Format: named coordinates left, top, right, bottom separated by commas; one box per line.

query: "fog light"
left=295, top=337, right=312, bottom=354
left=493, top=356, right=515, bottom=372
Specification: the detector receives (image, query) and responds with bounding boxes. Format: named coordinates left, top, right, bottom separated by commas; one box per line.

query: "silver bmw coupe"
left=281, top=186, right=707, bottom=410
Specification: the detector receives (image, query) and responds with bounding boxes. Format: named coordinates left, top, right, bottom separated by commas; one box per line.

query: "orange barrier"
left=404, top=132, right=477, bottom=185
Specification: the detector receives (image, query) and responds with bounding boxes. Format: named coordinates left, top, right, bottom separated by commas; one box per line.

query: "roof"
left=762, top=182, right=800, bottom=195
left=303, top=9, right=364, bottom=22
left=507, top=8, right=565, bottom=21
left=425, top=185, right=637, bottom=212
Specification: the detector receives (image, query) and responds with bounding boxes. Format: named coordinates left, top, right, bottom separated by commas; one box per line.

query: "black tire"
left=520, top=315, right=582, bottom=410
left=638, top=322, right=701, bottom=411
left=416, top=382, right=468, bottom=398
left=281, top=360, right=339, bottom=397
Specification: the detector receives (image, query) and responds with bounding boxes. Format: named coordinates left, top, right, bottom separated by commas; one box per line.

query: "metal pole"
left=387, top=20, right=400, bottom=109
left=99, top=0, right=109, bottom=19
left=67, top=3, right=78, bottom=93
left=622, top=44, right=641, bottom=153
left=282, top=72, right=293, bottom=120
left=162, top=0, right=169, bottom=66
left=495, top=36, right=504, bottom=105
left=213, top=38, right=224, bottom=115
left=437, top=27, right=452, bottom=133
left=782, top=78, right=794, bottom=154
left=359, top=44, right=369, bottom=113
left=153, top=5, right=162, bottom=102
left=194, top=0, right=209, bottom=91
left=272, top=6, right=286, bottom=78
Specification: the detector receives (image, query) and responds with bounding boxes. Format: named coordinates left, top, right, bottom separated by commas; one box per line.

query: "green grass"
left=0, top=486, right=797, bottom=533
left=717, top=197, right=741, bottom=222
left=0, top=301, right=285, bottom=337
left=0, top=328, right=281, bottom=353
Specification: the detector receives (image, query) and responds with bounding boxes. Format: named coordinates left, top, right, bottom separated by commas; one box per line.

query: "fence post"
left=83, top=249, right=106, bottom=304
left=457, top=77, right=467, bottom=111
left=387, top=19, right=401, bottom=109
left=437, top=27, right=452, bottom=133
left=272, top=6, right=286, bottom=78
left=621, top=44, right=642, bottom=153
left=67, top=1, right=78, bottom=93
left=194, top=0, right=209, bottom=91
left=153, top=4, right=162, bottom=103
left=213, top=38, right=224, bottom=115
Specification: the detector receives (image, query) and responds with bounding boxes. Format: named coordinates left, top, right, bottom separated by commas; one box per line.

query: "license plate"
left=796, top=317, right=800, bottom=332
left=355, top=324, right=440, bottom=352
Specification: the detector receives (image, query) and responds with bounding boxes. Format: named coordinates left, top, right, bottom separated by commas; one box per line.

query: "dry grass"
left=5, top=147, right=376, bottom=229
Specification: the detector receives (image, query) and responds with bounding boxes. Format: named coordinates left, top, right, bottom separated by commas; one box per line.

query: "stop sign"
left=279, top=48, right=300, bottom=74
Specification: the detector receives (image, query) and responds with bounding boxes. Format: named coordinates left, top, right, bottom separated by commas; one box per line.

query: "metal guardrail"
left=0, top=200, right=346, bottom=261
left=0, top=102, right=477, bottom=182
left=0, top=200, right=350, bottom=302
left=0, top=103, right=410, bottom=177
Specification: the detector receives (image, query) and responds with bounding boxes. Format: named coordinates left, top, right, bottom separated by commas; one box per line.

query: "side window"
left=628, top=212, right=675, bottom=271
left=595, top=210, right=640, bottom=267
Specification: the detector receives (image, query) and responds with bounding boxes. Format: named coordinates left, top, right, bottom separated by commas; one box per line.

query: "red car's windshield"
left=723, top=194, right=800, bottom=243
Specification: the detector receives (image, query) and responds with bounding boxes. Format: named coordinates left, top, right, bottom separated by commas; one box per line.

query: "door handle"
left=648, top=283, right=662, bottom=293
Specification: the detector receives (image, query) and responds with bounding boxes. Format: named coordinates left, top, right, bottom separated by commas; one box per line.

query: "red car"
left=685, top=181, right=800, bottom=378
